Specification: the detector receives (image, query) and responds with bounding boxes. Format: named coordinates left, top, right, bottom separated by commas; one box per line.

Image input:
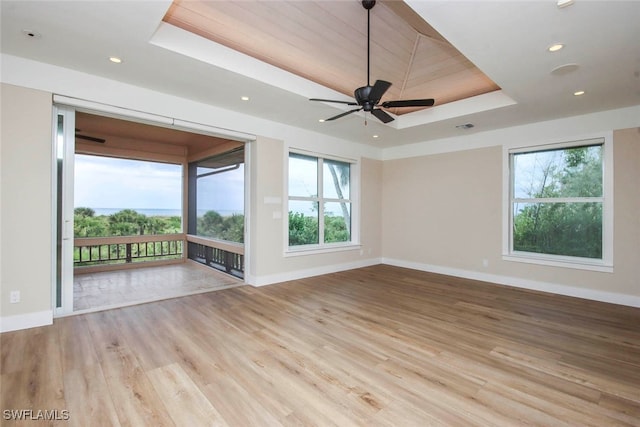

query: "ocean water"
left=88, top=208, right=243, bottom=217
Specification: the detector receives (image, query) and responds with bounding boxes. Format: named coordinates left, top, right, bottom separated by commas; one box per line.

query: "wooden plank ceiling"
left=163, top=0, right=499, bottom=115
left=75, top=112, right=243, bottom=163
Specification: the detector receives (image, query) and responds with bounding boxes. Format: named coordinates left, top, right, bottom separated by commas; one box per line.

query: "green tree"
left=147, top=217, right=167, bottom=235
left=74, top=214, right=108, bottom=237
left=324, top=214, right=349, bottom=243
left=108, top=209, right=148, bottom=236
left=220, top=214, right=244, bottom=243
left=198, top=210, right=224, bottom=237
left=197, top=211, right=244, bottom=243
left=74, top=207, right=96, bottom=217
left=166, top=216, right=182, bottom=233
left=289, top=211, right=318, bottom=245
left=73, top=208, right=182, bottom=238
left=74, top=207, right=105, bottom=237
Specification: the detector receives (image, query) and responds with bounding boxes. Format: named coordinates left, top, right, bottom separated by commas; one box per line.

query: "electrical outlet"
left=10, top=291, right=21, bottom=304
left=482, top=259, right=489, bottom=268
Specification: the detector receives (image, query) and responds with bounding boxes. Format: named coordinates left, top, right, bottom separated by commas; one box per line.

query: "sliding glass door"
left=53, top=106, right=75, bottom=315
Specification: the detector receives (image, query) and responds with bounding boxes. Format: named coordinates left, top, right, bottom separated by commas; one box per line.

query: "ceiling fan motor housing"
left=362, top=0, right=376, bottom=10
left=355, top=86, right=377, bottom=111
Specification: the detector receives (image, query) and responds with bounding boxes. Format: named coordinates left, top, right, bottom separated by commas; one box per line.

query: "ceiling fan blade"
left=310, top=98, right=358, bottom=106
left=381, top=99, right=435, bottom=108
left=371, top=108, right=394, bottom=123
left=76, top=134, right=106, bottom=143
left=325, top=108, right=363, bottom=121
left=369, top=80, right=392, bottom=102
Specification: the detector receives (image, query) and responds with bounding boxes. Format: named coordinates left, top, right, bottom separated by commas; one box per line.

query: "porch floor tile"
left=73, top=262, right=241, bottom=312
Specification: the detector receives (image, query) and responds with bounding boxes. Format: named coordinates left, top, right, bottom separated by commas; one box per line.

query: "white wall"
left=0, top=83, right=54, bottom=330
left=382, top=123, right=640, bottom=307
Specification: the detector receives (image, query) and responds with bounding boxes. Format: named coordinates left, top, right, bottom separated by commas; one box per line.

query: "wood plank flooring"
left=2, top=265, right=639, bottom=426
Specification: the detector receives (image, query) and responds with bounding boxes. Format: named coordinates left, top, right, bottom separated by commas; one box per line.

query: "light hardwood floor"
left=73, top=262, right=241, bottom=312
left=2, top=265, right=639, bottom=426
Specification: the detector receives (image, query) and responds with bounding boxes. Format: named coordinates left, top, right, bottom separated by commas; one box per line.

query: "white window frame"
left=502, top=134, right=613, bottom=272
left=285, top=149, right=360, bottom=256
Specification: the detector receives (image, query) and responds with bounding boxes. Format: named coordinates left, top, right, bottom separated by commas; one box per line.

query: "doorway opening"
left=55, top=109, right=248, bottom=314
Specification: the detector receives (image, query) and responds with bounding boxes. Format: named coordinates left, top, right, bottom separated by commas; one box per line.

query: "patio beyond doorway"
left=73, top=262, right=241, bottom=313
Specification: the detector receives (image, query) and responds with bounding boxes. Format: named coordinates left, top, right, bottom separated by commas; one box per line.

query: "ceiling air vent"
left=455, top=123, right=475, bottom=130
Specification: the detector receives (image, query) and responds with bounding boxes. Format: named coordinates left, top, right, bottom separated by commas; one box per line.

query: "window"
left=288, top=152, right=355, bottom=250
left=505, top=137, right=612, bottom=270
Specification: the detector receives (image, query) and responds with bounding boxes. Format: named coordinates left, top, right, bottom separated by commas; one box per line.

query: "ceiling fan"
left=310, top=0, right=435, bottom=123
left=75, top=128, right=106, bottom=143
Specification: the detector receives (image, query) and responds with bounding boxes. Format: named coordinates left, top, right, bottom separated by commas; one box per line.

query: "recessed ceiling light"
left=241, top=96, right=250, bottom=101
left=109, top=56, right=122, bottom=64
left=548, top=43, right=564, bottom=52
left=557, top=0, right=575, bottom=8
left=573, top=90, right=586, bottom=96
left=318, top=119, right=325, bottom=123
left=372, top=135, right=379, bottom=138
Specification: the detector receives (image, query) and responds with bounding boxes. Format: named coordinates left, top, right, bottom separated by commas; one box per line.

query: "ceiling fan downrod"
left=363, top=0, right=376, bottom=87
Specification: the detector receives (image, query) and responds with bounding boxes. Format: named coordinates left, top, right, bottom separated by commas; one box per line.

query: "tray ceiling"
left=163, top=0, right=499, bottom=115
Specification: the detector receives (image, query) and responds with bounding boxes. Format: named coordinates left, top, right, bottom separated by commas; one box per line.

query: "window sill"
left=285, top=243, right=361, bottom=257
left=503, top=253, right=613, bottom=273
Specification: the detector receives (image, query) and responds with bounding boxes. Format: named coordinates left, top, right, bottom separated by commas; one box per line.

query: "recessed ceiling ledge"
left=150, top=22, right=349, bottom=104
left=395, top=90, right=517, bottom=129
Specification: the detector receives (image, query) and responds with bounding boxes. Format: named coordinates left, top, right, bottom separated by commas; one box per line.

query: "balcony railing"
left=74, top=234, right=184, bottom=270
left=74, top=233, right=245, bottom=279
left=186, top=235, right=244, bottom=279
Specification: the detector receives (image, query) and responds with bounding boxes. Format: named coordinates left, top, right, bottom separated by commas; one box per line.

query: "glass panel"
left=55, top=114, right=64, bottom=308
left=289, top=153, right=318, bottom=198
left=196, top=164, right=245, bottom=242
left=324, top=202, right=351, bottom=243
left=513, top=202, right=602, bottom=258
left=323, top=160, right=350, bottom=199
left=288, top=200, right=319, bottom=246
left=513, top=144, right=602, bottom=199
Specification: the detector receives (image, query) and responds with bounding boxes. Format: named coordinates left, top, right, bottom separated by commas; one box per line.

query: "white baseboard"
left=246, top=257, right=382, bottom=287
left=0, top=310, right=53, bottom=333
left=382, top=258, right=640, bottom=308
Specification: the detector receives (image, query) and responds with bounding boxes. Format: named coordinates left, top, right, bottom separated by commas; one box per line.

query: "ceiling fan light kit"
left=310, top=0, right=435, bottom=123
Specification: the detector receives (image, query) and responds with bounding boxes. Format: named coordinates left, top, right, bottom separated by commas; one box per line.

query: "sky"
left=75, top=154, right=348, bottom=215
left=74, top=154, right=244, bottom=212
left=75, top=155, right=182, bottom=209
left=196, top=164, right=244, bottom=213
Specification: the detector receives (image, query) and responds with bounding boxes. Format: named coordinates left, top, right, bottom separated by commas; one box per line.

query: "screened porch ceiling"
left=74, top=112, right=243, bottom=163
